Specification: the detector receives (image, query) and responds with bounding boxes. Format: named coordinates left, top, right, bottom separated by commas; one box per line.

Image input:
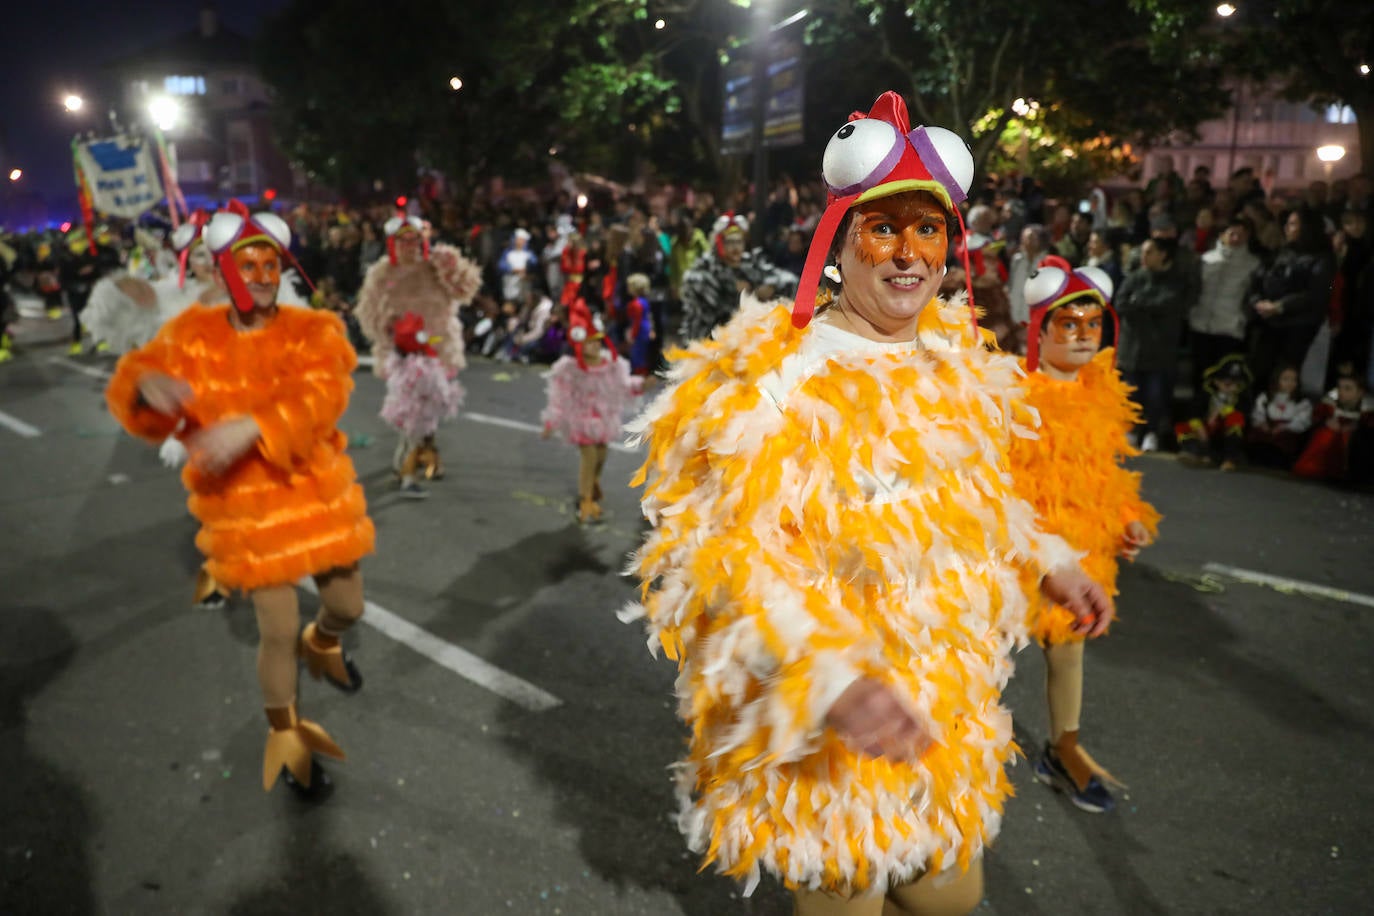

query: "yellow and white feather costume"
left=624, top=294, right=1081, bottom=897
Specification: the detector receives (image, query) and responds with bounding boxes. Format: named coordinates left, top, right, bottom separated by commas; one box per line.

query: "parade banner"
left=73, top=134, right=165, bottom=219
left=720, top=17, right=806, bottom=155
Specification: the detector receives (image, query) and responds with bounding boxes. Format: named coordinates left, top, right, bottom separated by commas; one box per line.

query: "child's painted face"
left=1277, top=369, right=1298, bottom=394
left=583, top=336, right=604, bottom=361
left=1215, top=379, right=1242, bottom=397
left=1038, top=301, right=1103, bottom=374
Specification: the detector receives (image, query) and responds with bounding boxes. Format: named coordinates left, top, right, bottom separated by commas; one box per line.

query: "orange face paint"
left=232, top=242, right=282, bottom=288
left=1045, top=303, right=1103, bottom=347
left=849, top=192, right=948, bottom=273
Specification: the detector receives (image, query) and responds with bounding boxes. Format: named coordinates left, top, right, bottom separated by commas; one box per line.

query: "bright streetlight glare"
left=449, top=76, right=463, bottom=91
left=8, top=169, right=21, bottom=182
left=1316, top=145, right=1346, bottom=163
left=576, top=194, right=588, bottom=209
left=63, top=94, right=84, bottom=113
left=654, top=18, right=666, bottom=29
left=1216, top=3, right=1236, bottom=17
left=148, top=95, right=181, bottom=131
left=1361, top=63, right=1371, bottom=76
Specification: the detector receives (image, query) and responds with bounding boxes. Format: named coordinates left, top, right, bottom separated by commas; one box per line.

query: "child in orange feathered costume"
left=1011, top=256, right=1160, bottom=814
left=105, top=202, right=375, bottom=797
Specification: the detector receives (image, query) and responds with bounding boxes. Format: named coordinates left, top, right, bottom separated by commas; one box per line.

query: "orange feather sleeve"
left=105, top=336, right=183, bottom=443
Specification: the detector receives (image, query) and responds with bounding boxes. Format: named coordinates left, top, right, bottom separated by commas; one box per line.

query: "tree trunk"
left=1357, top=104, right=1374, bottom=180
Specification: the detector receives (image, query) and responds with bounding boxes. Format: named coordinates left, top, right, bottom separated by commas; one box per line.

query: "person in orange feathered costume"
left=105, top=201, right=375, bottom=797
left=1011, top=256, right=1161, bottom=814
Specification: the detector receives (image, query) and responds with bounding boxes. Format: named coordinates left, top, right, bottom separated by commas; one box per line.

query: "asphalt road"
left=1, top=335, right=1370, bottom=916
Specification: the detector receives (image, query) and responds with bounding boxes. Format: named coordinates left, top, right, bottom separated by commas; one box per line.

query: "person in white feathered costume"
left=541, top=298, right=646, bottom=523
left=82, top=211, right=309, bottom=355
left=380, top=311, right=464, bottom=498
left=355, top=213, right=480, bottom=483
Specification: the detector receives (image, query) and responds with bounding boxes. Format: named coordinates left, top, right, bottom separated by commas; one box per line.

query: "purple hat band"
left=828, top=131, right=906, bottom=198
left=908, top=127, right=965, bottom=205
left=1077, top=270, right=1112, bottom=301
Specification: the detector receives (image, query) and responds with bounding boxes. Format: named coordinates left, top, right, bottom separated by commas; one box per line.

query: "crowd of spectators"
left=4, top=155, right=1371, bottom=483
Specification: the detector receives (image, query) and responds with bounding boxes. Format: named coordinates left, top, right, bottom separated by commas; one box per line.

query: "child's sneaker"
left=1034, top=742, right=1115, bottom=814
left=399, top=479, right=429, bottom=500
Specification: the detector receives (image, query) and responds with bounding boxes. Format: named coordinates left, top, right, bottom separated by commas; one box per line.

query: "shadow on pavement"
left=0, top=606, right=97, bottom=914
left=224, top=800, right=395, bottom=916
left=1099, top=564, right=1369, bottom=739
left=485, top=523, right=792, bottom=915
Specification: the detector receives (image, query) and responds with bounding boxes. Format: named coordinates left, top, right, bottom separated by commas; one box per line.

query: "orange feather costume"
left=1010, top=349, right=1159, bottom=645
left=624, top=294, right=1081, bottom=897
left=106, top=304, right=375, bottom=590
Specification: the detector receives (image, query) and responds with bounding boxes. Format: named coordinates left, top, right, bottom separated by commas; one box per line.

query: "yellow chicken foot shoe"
left=299, top=622, right=364, bottom=693
left=262, top=703, right=345, bottom=796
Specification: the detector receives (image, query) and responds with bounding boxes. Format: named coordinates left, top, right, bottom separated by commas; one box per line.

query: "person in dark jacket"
left=1116, top=236, right=1191, bottom=450
left=1245, top=207, right=1334, bottom=393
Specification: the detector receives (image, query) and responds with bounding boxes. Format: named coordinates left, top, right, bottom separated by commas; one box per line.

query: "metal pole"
left=751, top=1, right=770, bottom=249
left=1226, top=84, right=1242, bottom=179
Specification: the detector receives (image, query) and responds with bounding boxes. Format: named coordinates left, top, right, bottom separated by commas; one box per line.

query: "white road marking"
left=1202, top=563, right=1374, bottom=610
left=463, top=411, right=637, bottom=454
left=49, top=356, right=112, bottom=379
left=0, top=409, right=41, bottom=438
left=298, top=579, right=563, bottom=712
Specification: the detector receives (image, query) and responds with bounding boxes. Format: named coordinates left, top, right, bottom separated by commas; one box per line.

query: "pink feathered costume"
left=542, top=354, right=643, bottom=446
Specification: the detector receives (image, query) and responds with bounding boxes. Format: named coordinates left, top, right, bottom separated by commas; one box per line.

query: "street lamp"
left=148, top=95, right=181, bottom=132
left=63, top=93, right=84, bottom=113
left=654, top=18, right=665, bottom=29
left=1361, top=63, right=1371, bottom=76
left=1216, top=3, right=1236, bottom=17
left=1317, top=144, right=1345, bottom=179
left=8, top=168, right=21, bottom=182
left=449, top=76, right=463, bottom=91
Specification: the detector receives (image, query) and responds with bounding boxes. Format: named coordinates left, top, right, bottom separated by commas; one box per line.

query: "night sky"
left=0, top=1, right=287, bottom=224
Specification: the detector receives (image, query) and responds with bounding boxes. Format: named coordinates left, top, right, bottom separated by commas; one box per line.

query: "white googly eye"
left=569, top=326, right=587, bottom=343
left=1024, top=267, right=1069, bottom=309
left=592, top=315, right=605, bottom=332
left=415, top=330, right=429, bottom=344
left=170, top=223, right=199, bottom=252
left=384, top=217, right=404, bottom=237
left=252, top=212, right=291, bottom=249
left=822, top=118, right=904, bottom=195
left=910, top=126, right=975, bottom=202
left=1076, top=266, right=1114, bottom=301
left=204, top=213, right=245, bottom=254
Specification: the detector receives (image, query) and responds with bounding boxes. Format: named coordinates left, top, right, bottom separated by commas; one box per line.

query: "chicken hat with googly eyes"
left=203, top=199, right=314, bottom=313
left=1022, top=254, right=1118, bottom=372
left=791, top=91, right=976, bottom=330
left=567, top=297, right=616, bottom=371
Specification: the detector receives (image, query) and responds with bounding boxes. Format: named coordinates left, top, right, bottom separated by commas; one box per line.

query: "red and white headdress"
left=204, top=200, right=313, bottom=313
left=567, top=297, right=616, bottom=370
left=792, top=91, right=976, bottom=329
left=1023, top=254, right=1117, bottom=371
left=710, top=213, right=750, bottom=257
left=385, top=214, right=429, bottom=265
left=170, top=208, right=210, bottom=289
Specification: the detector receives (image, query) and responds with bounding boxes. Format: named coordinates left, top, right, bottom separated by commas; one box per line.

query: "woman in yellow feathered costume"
left=624, top=92, right=1115, bottom=915
left=1012, top=256, right=1160, bottom=815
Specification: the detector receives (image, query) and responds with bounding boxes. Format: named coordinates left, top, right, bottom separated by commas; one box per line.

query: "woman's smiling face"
left=834, top=190, right=949, bottom=339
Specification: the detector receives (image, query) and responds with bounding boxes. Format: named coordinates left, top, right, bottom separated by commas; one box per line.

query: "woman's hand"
left=136, top=372, right=194, bottom=417
left=186, top=416, right=260, bottom=476
left=1041, top=566, right=1115, bottom=637
left=1253, top=299, right=1280, bottom=318
left=1120, top=520, right=1152, bottom=559
left=825, top=678, right=933, bottom=763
